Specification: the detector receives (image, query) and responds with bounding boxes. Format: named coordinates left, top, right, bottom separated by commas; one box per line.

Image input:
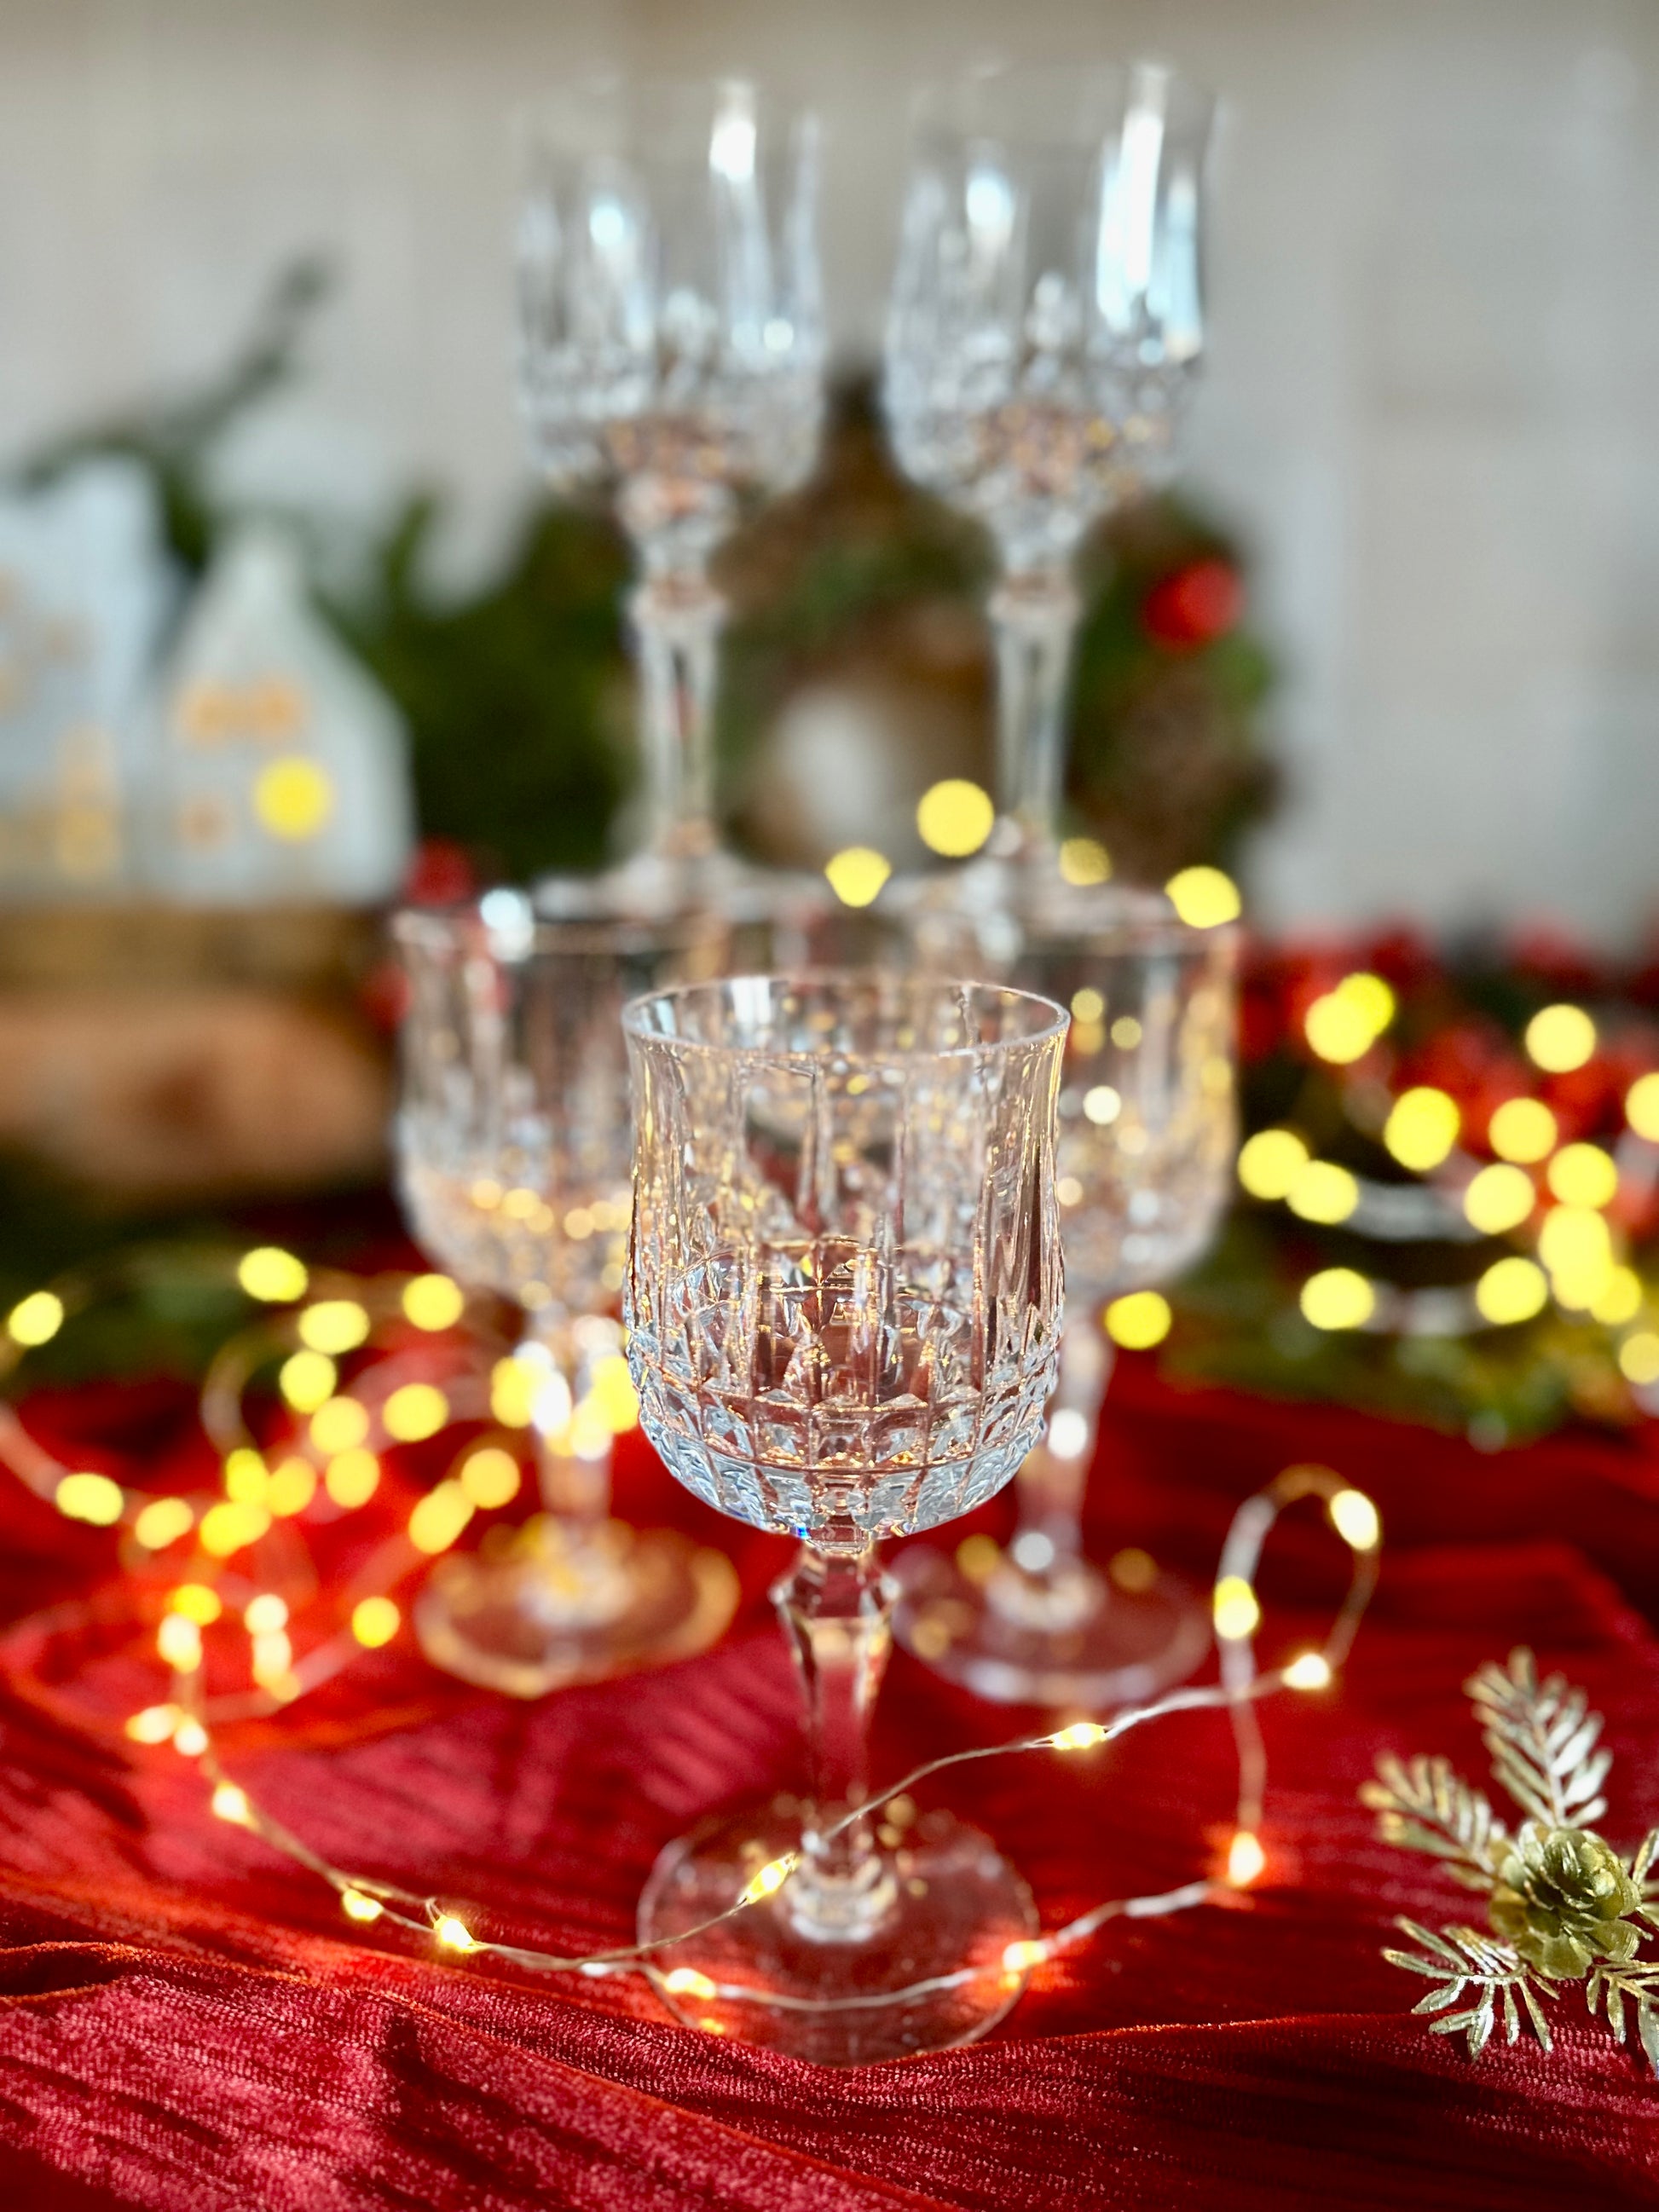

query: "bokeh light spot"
left=298, top=1300, right=371, bottom=1354
left=1384, top=1088, right=1460, bottom=1172
left=1524, top=1003, right=1596, bottom=1073
left=1212, top=1576, right=1261, bottom=1638
left=1304, top=992, right=1375, bottom=1065
left=1333, top=972, right=1396, bottom=1036
left=459, top=1447, right=522, bottom=1510
left=490, top=1356, right=540, bottom=1429
left=55, top=1470, right=123, bottom=1526
left=408, top=1480, right=474, bottom=1554
left=383, top=1383, right=449, bottom=1443
left=254, top=755, right=334, bottom=841
left=1474, top=1256, right=1550, bottom=1327
left=1226, top=1830, right=1266, bottom=1887
left=1546, top=1143, right=1618, bottom=1210
left=351, top=1595, right=402, bottom=1649
left=403, top=1273, right=465, bottom=1331
left=279, top=1350, right=337, bottom=1413
left=1328, top=1487, right=1381, bottom=1550
left=1105, top=1291, right=1172, bottom=1349
left=1462, top=1163, right=1536, bottom=1236
left=324, top=1449, right=380, bottom=1509
left=1286, top=1160, right=1360, bottom=1225
left=589, top=1353, right=640, bottom=1432
left=8, top=1291, right=64, bottom=1347
left=238, top=1247, right=309, bottom=1303
left=133, top=1496, right=194, bottom=1550
left=916, top=778, right=994, bottom=858
left=1299, top=1268, right=1375, bottom=1330
left=267, top=1458, right=317, bottom=1516
left=1488, top=1098, right=1557, bottom=1164
left=157, top=1614, right=202, bottom=1670
left=824, top=846, right=891, bottom=908
left=223, top=1449, right=269, bottom=1505
left=1626, top=1071, right=1659, bottom=1142
left=1591, top=1267, right=1644, bottom=1327
left=1058, top=837, right=1112, bottom=886
left=170, top=1583, right=223, bottom=1625
left=1237, top=1128, right=1309, bottom=1200
left=1165, top=865, right=1240, bottom=929
left=199, top=1500, right=272, bottom=1556
left=310, top=1397, right=370, bottom=1455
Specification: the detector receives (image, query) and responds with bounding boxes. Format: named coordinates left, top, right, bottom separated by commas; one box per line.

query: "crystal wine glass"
left=894, top=891, right=1239, bottom=1706
left=625, top=973, right=1066, bottom=2062
left=517, top=78, right=824, bottom=911
left=392, top=889, right=737, bottom=1695
left=883, top=61, right=1212, bottom=887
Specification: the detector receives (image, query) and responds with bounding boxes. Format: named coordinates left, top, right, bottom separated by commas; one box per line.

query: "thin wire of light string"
left=0, top=1247, right=510, bottom=1726
left=0, top=1248, right=1381, bottom=2017
left=182, top=1466, right=1379, bottom=2014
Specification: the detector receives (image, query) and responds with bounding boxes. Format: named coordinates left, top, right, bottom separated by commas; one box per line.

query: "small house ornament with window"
left=0, top=460, right=174, bottom=903
left=153, top=524, right=413, bottom=906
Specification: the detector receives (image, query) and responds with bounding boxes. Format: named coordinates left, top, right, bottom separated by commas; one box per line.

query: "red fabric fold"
left=4, top=1364, right=1659, bottom=2208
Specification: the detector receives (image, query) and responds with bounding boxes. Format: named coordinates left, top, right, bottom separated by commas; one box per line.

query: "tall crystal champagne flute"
left=883, top=61, right=1211, bottom=887
left=895, top=892, right=1238, bottom=1706
left=517, top=78, right=824, bottom=910
left=392, top=889, right=737, bottom=1695
left=625, top=974, right=1066, bottom=2062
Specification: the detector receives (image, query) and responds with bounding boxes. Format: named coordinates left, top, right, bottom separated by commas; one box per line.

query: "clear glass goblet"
left=391, top=889, right=737, bottom=1695
left=624, top=973, right=1066, bottom=2062
left=883, top=61, right=1212, bottom=888
left=517, top=78, right=824, bottom=912
left=893, top=892, right=1238, bottom=1707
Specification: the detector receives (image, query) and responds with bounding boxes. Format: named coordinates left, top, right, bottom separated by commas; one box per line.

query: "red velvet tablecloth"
left=4, top=1357, right=1659, bottom=2209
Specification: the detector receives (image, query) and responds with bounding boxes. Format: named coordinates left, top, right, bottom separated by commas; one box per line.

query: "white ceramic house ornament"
left=153, top=523, right=413, bottom=905
left=0, top=460, right=175, bottom=902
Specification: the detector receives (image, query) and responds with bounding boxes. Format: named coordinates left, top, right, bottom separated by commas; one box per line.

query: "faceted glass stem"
left=532, top=1420, right=611, bottom=1523
left=521, top=1315, right=611, bottom=1524
left=1008, top=1306, right=1113, bottom=1569
left=627, top=569, right=725, bottom=865
left=987, top=567, right=1083, bottom=863
left=773, top=1543, right=899, bottom=1941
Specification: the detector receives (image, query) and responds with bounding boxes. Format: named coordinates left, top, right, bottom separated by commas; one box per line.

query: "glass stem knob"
left=627, top=570, right=725, bottom=864
left=988, top=566, right=1082, bottom=866
left=773, top=1542, right=899, bottom=1943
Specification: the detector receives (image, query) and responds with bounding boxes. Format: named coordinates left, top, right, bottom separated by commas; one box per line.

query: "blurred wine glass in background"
left=893, top=892, right=1239, bottom=1707
left=884, top=60, right=1211, bottom=898
left=517, top=78, right=825, bottom=915
left=391, top=889, right=737, bottom=1695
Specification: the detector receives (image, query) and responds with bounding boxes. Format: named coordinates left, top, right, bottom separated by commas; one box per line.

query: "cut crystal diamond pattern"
left=625, top=978, right=1066, bottom=1551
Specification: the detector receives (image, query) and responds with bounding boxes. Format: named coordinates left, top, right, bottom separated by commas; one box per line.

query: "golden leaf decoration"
left=1365, top=1647, right=1659, bottom=2077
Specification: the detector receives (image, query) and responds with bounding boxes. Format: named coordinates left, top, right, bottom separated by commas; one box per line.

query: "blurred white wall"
left=3, top=0, right=1658, bottom=939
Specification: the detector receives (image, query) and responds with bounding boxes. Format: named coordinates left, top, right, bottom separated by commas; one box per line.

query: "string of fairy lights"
left=0, top=801, right=1623, bottom=2013
left=0, top=1231, right=1379, bottom=2018
left=0, top=1246, right=645, bottom=1731
left=1232, top=971, right=1659, bottom=1383
left=184, top=1464, right=1377, bottom=2013
left=818, top=770, right=1241, bottom=939
left=818, top=803, right=1655, bottom=1380
left=825, top=770, right=1245, bottom=1363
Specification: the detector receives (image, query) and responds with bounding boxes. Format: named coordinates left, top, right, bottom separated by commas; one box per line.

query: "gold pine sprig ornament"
left=1365, top=1649, right=1659, bottom=2069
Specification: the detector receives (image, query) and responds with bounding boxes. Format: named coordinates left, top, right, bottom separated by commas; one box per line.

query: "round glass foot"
left=639, top=1797, right=1037, bottom=2065
left=890, top=1539, right=1211, bottom=1709
left=413, top=1517, right=737, bottom=1698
